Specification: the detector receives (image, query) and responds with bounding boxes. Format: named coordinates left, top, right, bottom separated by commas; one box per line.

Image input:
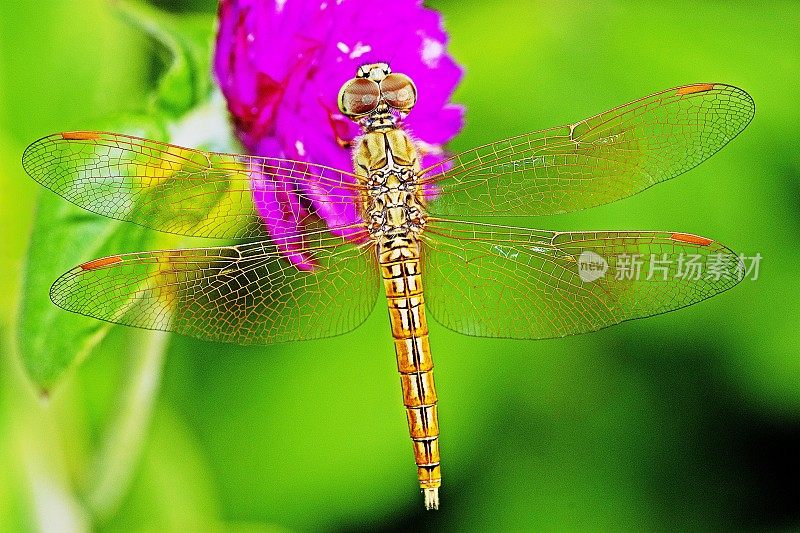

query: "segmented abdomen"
left=379, top=237, right=441, bottom=490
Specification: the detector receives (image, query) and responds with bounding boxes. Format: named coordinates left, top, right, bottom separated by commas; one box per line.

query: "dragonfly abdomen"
left=379, top=237, right=441, bottom=509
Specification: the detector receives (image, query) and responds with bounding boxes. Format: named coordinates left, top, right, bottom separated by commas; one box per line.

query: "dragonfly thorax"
left=365, top=164, right=426, bottom=239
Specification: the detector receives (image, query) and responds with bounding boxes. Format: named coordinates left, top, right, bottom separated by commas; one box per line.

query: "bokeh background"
left=1, top=1, right=799, bottom=530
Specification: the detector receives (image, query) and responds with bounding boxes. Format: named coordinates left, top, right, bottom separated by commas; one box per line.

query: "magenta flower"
left=214, top=0, right=464, bottom=268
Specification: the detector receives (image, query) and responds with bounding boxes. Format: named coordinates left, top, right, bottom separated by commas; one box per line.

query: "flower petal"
left=215, top=0, right=464, bottom=268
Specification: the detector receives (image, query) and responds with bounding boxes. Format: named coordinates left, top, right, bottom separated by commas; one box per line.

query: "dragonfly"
left=22, top=62, right=754, bottom=510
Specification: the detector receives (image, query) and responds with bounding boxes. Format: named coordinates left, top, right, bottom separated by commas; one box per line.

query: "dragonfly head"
left=338, top=63, right=417, bottom=121
left=357, top=62, right=392, bottom=82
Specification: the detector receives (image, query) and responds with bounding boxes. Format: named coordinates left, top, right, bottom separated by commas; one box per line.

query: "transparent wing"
left=421, top=84, right=754, bottom=217
left=22, top=131, right=364, bottom=239
left=421, top=219, right=743, bottom=339
left=50, top=229, right=379, bottom=344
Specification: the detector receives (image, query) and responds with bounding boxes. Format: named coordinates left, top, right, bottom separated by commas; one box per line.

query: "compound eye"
left=380, top=73, right=417, bottom=111
left=338, top=78, right=380, bottom=117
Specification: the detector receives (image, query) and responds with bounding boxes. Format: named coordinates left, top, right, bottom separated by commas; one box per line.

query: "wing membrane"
left=421, top=84, right=754, bottom=217
left=50, top=230, right=379, bottom=344
left=421, top=219, right=743, bottom=339
left=22, top=131, right=364, bottom=239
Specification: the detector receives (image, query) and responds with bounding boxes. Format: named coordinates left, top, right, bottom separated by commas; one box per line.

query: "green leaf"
left=17, top=1, right=222, bottom=391
left=18, top=118, right=167, bottom=391
left=114, top=0, right=216, bottom=117
left=17, top=106, right=237, bottom=391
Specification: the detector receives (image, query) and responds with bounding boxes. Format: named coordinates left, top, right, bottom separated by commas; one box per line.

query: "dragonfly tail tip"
left=424, top=488, right=439, bottom=510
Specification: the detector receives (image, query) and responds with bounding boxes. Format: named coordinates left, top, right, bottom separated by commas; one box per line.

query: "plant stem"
left=85, top=329, right=169, bottom=520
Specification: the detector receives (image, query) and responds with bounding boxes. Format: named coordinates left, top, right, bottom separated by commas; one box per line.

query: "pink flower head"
left=214, top=0, right=464, bottom=269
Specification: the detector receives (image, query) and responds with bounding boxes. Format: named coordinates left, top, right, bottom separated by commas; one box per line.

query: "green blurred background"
left=1, top=1, right=798, bottom=530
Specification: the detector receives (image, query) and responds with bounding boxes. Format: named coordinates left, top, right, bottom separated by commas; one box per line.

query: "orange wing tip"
left=61, top=131, right=101, bottom=140
left=671, top=233, right=713, bottom=246
left=80, top=256, right=123, bottom=270
left=676, top=84, right=715, bottom=96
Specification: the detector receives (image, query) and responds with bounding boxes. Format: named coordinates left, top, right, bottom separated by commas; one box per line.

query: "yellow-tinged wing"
left=22, top=131, right=364, bottom=240
left=50, top=229, right=379, bottom=344
left=421, top=219, right=743, bottom=339
left=421, top=84, right=754, bottom=217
